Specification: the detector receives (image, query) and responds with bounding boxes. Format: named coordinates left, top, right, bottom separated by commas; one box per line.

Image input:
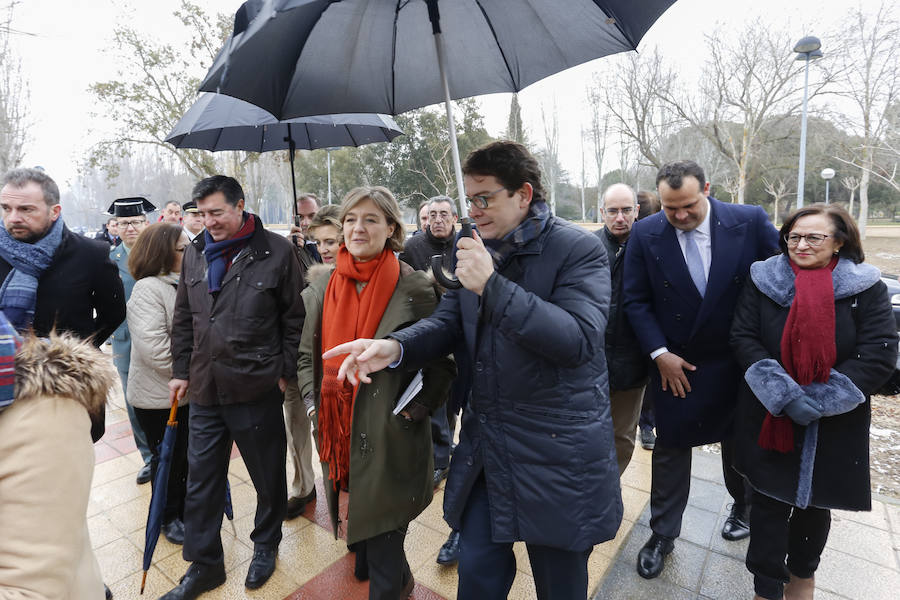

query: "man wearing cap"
left=0, top=167, right=125, bottom=439
left=109, top=197, right=156, bottom=485
left=163, top=175, right=303, bottom=598
left=182, top=201, right=204, bottom=240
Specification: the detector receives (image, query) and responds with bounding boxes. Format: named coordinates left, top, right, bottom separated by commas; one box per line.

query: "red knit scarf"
left=758, top=256, right=837, bottom=453
left=319, top=246, right=399, bottom=490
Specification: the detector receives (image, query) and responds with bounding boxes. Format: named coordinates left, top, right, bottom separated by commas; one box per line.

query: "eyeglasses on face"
left=464, top=187, right=508, bottom=209
left=604, top=207, right=635, bottom=217
left=118, top=219, right=147, bottom=229
left=784, top=233, right=831, bottom=247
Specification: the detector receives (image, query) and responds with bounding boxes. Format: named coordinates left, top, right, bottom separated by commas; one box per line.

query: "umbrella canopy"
left=165, top=92, right=403, bottom=152
left=200, top=0, right=676, bottom=287
left=200, top=0, right=677, bottom=120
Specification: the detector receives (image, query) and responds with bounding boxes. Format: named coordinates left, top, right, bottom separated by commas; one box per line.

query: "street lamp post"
left=325, top=147, right=341, bottom=205
left=794, top=36, right=823, bottom=209
left=821, top=168, right=835, bottom=204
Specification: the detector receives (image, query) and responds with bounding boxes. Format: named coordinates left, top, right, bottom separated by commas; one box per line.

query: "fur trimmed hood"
left=15, top=332, right=116, bottom=418
left=750, top=254, right=882, bottom=307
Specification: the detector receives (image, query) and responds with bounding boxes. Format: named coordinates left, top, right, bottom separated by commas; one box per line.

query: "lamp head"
left=794, top=36, right=822, bottom=53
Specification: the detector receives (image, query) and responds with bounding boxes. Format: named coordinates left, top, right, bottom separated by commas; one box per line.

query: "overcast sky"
left=8, top=0, right=888, bottom=192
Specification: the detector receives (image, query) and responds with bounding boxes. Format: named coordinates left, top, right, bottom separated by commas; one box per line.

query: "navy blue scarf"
left=482, top=201, right=551, bottom=268
left=0, top=217, right=64, bottom=330
left=203, top=213, right=255, bottom=293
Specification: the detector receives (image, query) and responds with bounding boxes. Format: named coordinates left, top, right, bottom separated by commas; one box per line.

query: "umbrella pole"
left=429, top=0, right=469, bottom=290
left=286, top=123, right=299, bottom=225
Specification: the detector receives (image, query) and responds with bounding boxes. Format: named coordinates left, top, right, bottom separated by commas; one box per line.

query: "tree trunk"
left=858, top=164, right=870, bottom=239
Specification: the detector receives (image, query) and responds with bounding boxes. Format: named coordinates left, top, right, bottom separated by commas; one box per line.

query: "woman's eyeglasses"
left=784, top=233, right=830, bottom=247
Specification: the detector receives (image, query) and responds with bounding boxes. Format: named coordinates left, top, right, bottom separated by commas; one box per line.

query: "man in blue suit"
left=624, top=161, right=779, bottom=579
left=109, top=197, right=156, bottom=484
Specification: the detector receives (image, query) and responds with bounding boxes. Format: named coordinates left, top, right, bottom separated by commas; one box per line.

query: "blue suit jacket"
left=623, top=197, right=779, bottom=446
left=110, top=244, right=136, bottom=373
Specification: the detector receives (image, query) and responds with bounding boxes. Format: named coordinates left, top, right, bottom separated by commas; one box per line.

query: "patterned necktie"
left=683, top=229, right=706, bottom=297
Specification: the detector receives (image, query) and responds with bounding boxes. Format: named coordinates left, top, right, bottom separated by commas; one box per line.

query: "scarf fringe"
left=758, top=413, right=794, bottom=453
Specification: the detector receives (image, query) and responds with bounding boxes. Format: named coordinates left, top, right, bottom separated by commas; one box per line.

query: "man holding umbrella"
left=323, top=141, right=622, bottom=599
left=164, top=175, right=303, bottom=598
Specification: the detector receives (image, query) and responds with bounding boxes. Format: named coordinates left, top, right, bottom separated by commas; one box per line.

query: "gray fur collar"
left=750, top=254, right=881, bottom=307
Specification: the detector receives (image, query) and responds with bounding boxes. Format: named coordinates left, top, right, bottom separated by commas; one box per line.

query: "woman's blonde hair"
left=338, top=186, right=405, bottom=252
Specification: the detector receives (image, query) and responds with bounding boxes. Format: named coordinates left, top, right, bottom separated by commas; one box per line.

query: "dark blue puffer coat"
left=392, top=216, right=622, bottom=552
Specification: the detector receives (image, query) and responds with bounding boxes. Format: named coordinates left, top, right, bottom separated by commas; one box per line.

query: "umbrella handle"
left=167, top=388, right=183, bottom=426
left=430, top=220, right=472, bottom=290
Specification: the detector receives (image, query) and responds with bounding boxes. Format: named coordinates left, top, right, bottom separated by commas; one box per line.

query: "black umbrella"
left=140, top=392, right=183, bottom=594
left=165, top=92, right=403, bottom=220
left=200, top=0, right=676, bottom=286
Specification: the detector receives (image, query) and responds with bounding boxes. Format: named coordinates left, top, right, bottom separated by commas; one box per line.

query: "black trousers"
left=457, top=474, right=591, bottom=600
left=183, top=392, right=287, bottom=565
left=358, top=527, right=412, bottom=600
left=746, top=490, right=831, bottom=600
left=649, top=438, right=751, bottom=538
left=134, top=404, right=190, bottom=523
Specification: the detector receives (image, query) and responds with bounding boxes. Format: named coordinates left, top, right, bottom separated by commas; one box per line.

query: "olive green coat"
left=298, top=262, right=456, bottom=543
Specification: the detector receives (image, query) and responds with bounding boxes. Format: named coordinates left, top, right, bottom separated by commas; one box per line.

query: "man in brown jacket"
left=162, top=175, right=303, bottom=599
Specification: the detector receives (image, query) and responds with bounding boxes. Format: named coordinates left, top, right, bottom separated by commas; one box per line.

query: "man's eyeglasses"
left=465, top=187, right=507, bottom=209
left=604, top=207, right=634, bottom=217
left=118, top=219, right=147, bottom=230
left=429, top=211, right=453, bottom=220
left=784, top=233, right=831, bottom=247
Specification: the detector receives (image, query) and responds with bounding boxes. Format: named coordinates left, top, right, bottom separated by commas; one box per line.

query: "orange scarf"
left=319, top=245, right=399, bottom=490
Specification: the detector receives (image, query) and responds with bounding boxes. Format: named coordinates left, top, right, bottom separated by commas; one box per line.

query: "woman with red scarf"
left=297, top=186, right=455, bottom=599
left=730, top=203, right=897, bottom=600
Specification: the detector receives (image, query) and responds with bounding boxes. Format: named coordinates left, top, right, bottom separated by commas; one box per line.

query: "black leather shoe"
left=436, top=530, right=460, bottom=565
left=636, top=533, right=674, bottom=579
left=285, top=487, right=317, bottom=520
left=245, top=548, right=277, bottom=589
left=104, top=584, right=112, bottom=600
left=721, top=504, right=751, bottom=541
left=136, top=464, right=152, bottom=485
left=158, top=562, right=226, bottom=600
left=162, top=518, right=185, bottom=545
left=433, top=466, right=449, bottom=488
left=640, top=427, right=656, bottom=450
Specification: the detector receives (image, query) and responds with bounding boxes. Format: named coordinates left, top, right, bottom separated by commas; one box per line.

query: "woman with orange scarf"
left=731, top=204, right=897, bottom=600
left=297, top=187, right=456, bottom=599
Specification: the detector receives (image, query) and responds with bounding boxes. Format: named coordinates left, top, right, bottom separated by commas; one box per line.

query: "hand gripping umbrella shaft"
left=428, top=0, right=471, bottom=290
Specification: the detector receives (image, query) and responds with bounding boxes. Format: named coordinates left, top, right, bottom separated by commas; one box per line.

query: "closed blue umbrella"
left=140, top=392, right=183, bottom=594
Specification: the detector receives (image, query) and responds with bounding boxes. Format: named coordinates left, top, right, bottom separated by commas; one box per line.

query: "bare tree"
left=762, top=176, right=792, bottom=226
left=587, top=81, right=611, bottom=221
left=840, top=175, right=861, bottom=218
left=660, top=19, right=831, bottom=204
left=831, top=3, right=900, bottom=236
left=598, top=50, right=680, bottom=170
left=540, top=100, right=560, bottom=215
left=0, top=1, right=29, bottom=173
left=88, top=1, right=229, bottom=179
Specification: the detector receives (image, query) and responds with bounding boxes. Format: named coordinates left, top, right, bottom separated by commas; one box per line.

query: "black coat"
left=391, top=215, right=622, bottom=552
left=596, top=227, right=648, bottom=390
left=399, top=228, right=455, bottom=272
left=730, top=256, right=898, bottom=510
left=171, top=215, right=304, bottom=406
left=0, top=224, right=125, bottom=346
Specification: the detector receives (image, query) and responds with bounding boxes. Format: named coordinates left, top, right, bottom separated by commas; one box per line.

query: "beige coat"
left=126, top=273, right=185, bottom=410
left=0, top=332, right=116, bottom=599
